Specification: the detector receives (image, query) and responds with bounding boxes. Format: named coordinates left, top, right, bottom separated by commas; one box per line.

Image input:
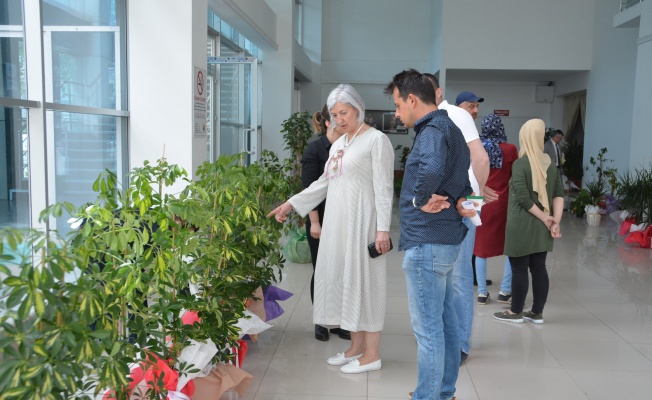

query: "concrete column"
left=261, top=0, right=295, bottom=160
left=128, top=0, right=208, bottom=190
left=629, top=1, right=652, bottom=169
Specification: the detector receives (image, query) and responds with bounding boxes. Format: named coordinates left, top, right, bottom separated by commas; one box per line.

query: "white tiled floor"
left=226, top=214, right=652, bottom=400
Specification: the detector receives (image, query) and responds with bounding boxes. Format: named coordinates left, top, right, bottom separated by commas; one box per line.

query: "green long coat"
left=504, top=156, right=564, bottom=257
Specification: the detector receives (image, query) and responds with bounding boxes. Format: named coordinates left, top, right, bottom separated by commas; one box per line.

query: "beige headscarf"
left=518, top=119, right=551, bottom=214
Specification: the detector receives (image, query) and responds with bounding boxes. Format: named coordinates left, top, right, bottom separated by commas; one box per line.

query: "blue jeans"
left=403, top=243, right=461, bottom=400
left=452, top=216, right=476, bottom=355
left=476, top=257, right=512, bottom=295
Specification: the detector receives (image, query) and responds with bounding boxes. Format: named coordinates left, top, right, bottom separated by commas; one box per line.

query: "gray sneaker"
left=497, top=291, right=512, bottom=304
left=493, top=310, right=524, bottom=323
left=523, top=310, right=544, bottom=324
left=477, top=292, right=490, bottom=305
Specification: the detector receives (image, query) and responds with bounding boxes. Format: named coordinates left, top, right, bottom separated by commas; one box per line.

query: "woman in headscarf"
left=474, top=114, right=518, bottom=306
left=493, top=119, right=563, bottom=324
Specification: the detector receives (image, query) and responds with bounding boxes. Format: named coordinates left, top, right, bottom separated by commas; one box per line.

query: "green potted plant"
left=569, top=189, right=592, bottom=217
left=1, top=154, right=287, bottom=399
left=279, top=111, right=314, bottom=263
left=572, top=148, right=618, bottom=223
left=617, top=165, right=652, bottom=227
left=280, top=111, right=314, bottom=201
left=394, top=145, right=411, bottom=198
left=562, top=140, right=584, bottom=188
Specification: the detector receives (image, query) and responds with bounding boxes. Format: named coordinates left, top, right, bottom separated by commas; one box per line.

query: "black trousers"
left=508, top=252, right=549, bottom=314
left=305, top=217, right=320, bottom=304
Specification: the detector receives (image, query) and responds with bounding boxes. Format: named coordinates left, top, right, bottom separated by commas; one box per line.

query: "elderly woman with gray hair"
left=268, top=84, right=394, bottom=374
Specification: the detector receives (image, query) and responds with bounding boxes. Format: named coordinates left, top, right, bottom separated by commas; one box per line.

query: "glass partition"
left=1, top=0, right=127, bottom=231
left=49, top=31, right=118, bottom=109
left=51, top=110, right=121, bottom=232
left=1, top=0, right=27, bottom=100
left=0, top=106, right=30, bottom=228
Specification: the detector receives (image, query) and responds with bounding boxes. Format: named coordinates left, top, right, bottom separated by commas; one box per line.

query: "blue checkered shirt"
left=398, top=109, right=472, bottom=250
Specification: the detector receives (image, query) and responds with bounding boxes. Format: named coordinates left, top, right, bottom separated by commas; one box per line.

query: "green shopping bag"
left=283, top=227, right=312, bottom=264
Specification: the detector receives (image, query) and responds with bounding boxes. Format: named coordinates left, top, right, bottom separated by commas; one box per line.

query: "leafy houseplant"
left=280, top=111, right=314, bottom=219
left=393, top=145, right=411, bottom=198
left=0, top=154, right=287, bottom=399
left=279, top=111, right=314, bottom=263
left=562, top=140, right=584, bottom=186
left=617, top=165, right=652, bottom=227
left=586, top=147, right=618, bottom=197
left=570, top=189, right=592, bottom=217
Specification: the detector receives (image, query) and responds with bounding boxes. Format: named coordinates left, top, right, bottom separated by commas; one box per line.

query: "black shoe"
left=497, top=291, right=512, bottom=304
left=315, top=325, right=329, bottom=341
left=486, top=279, right=493, bottom=286
left=477, top=292, right=490, bottom=305
left=329, top=328, right=351, bottom=340
left=460, top=351, right=468, bottom=365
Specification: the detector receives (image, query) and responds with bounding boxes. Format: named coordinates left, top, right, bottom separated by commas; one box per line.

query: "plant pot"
left=587, top=213, right=601, bottom=226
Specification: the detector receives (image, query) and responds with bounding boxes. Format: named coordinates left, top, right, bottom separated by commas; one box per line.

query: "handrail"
left=620, top=0, right=645, bottom=12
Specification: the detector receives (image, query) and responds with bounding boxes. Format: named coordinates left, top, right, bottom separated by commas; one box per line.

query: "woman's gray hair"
left=326, top=84, right=365, bottom=126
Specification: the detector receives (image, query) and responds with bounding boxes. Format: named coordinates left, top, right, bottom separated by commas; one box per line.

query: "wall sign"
left=194, top=66, right=207, bottom=137
left=494, top=110, right=510, bottom=116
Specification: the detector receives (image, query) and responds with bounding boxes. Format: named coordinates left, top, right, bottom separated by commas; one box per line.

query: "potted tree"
left=394, top=145, right=411, bottom=198
left=279, top=111, right=314, bottom=264
left=562, top=139, right=584, bottom=190
left=0, top=153, right=288, bottom=399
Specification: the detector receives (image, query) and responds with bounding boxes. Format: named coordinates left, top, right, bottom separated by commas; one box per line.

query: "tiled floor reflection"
left=225, top=215, right=652, bottom=400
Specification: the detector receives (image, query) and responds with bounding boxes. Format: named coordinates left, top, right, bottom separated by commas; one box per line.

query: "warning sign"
left=194, top=66, right=207, bottom=137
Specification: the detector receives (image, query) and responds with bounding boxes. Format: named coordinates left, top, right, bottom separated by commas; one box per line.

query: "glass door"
left=206, top=39, right=258, bottom=165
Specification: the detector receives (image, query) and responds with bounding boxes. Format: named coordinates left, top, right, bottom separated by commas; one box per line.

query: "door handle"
left=242, top=129, right=256, bottom=155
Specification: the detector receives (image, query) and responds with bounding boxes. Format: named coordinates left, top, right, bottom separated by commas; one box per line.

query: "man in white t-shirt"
left=424, top=75, right=489, bottom=364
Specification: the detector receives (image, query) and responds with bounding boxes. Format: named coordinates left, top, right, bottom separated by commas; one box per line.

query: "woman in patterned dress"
left=268, top=84, right=394, bottom=374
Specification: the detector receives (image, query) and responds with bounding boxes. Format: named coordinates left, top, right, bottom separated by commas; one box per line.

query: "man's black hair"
left=423, top=72, right=440, bottom=91
left=384, top=69, right=436, bottom=105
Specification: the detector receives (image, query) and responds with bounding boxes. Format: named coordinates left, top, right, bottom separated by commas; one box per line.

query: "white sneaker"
left=327, top=352, right=362, bottom=366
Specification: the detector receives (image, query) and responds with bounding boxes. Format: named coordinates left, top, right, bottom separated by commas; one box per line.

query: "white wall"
left=128, top=0, right=208, bottom=192
left=583, top=0, right=639, bottom=175
left=298, top=0, right=324, bottom=115
left=442, top=0, right=593, bottom=71
left=262, top=0, right=295, bottom=160
left=628, top=0, right=652, bottom=170
left=319, top=0, right=434, bottom=168
left=431, top=0, right=443, bottom=75
left=445, top=82, right=553, bottom=148
left=321, top=0, right=433, bottom=84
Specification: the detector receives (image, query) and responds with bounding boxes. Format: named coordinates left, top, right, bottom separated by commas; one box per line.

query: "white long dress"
left=289, top=127, right=394, bottom=332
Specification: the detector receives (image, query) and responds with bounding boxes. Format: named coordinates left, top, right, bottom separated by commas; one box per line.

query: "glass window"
left=0, top=106, right=30, bottom=228
left=51, top=110, right=121, bottom=231
left=43, top=0, right=118, bottom=26
left=1, top=0, right=27, bottom=100
left=218, top=46, right=253, bottom=164
left=0, top=0, right=127, bottom=231
left=220, top=20, right=240, bottom=44
left=50, top=31, right=118, bottom=109
left=208, top=9, right=220, bottom=32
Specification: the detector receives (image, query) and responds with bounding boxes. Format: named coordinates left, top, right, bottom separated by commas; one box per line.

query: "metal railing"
left=620, top=0, right=645, bottom=11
